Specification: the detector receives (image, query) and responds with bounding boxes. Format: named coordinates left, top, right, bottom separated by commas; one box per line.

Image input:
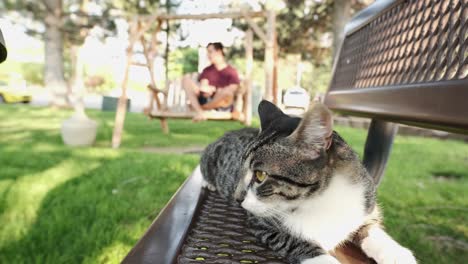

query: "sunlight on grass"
left=0, top=158, right=101, bottom=246
left=87, top=241, right=129, bottom=264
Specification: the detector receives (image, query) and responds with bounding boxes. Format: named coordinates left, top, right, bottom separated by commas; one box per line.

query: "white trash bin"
left=61, top=114, right=98, bottom=147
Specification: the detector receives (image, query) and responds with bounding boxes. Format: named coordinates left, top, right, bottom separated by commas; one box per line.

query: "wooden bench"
left=122, top=0, right=467, bottom=263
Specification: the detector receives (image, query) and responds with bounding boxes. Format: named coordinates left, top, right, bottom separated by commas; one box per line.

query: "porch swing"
left=111, top=10, right=279, bottom=147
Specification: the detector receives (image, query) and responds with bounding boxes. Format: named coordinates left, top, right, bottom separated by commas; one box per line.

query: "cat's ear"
left=288, top=103, right=333, bottom=150
left=258, top=100, right=286, bottom=131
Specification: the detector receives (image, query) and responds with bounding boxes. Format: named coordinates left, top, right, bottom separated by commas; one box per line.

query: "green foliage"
left=230, top=56, right=331, bottom=98
left=167, top=47, right=199, bottom=80
left=227, top=0, right=366, bottom=98
left=85, top=72, right=116, bottom=94
left=179, top=48, right=198, bottom=74
left=21, top=63, right=44, bottom=85
left=231, top=0, right=367, bottom=59
left=167, top=50, right=184, bottom=80
left=276, top=0, right=333, bottom=55
left=0, top=61, right=44, bottom=86
left=301, top=56, right=333, bottom=94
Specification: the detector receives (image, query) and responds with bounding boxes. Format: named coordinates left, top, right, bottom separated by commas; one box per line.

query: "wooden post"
left=273, top=33, right=279, bottom=105
left=243, top=11, right=267, bottom=43
left=244, top=29, right=253, bottom=126
left=139, top=22, right=169, bottom=133
left=264, top=9, right=276, bottom=103
left=111, top=21, right=139, bottom=148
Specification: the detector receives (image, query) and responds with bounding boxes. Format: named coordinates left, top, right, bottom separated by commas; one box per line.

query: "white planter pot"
left=61, top=114, right=98, bottom=147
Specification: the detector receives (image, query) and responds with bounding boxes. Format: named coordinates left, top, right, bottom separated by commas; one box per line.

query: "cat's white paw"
left=361, top=226, right=417, bottom=264
left=207, top=184, right=216, bottom=191
left=301, top=255, right=341, bottom=264
left=381, top=246, right=417, bottom=264
left=201, top=178, right=216, bottom=191
left=362, top=243, right=417, bottom=264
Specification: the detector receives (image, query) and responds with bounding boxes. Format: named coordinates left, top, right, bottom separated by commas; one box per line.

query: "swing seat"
left=148, top=111, right=240, bottom=121
left=145, top=74, right=252, bottom=133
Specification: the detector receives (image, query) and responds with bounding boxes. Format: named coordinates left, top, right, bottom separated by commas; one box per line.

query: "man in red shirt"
left=182, top=42, right=240, bottom=121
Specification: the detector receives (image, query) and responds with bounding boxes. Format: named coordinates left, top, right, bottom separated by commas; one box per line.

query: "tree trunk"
left=68, top=0, right=91, bottom=118
left=332, top=0, right=352, bottom=63
left=70, top=44, right=87, bottom=118
left=44, top=0, right=68, bottom=107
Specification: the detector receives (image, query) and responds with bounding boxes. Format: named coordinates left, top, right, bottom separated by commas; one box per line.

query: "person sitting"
left=182, top=42, right=240, bottom=121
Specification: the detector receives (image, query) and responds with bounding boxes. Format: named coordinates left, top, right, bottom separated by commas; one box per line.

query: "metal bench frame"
left=123, top=0, right=467, bottom=263
left=326, top=0, right=468, bottom=185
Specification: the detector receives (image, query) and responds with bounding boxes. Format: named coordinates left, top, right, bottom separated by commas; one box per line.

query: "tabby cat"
left=200, top=100, right=417, bottom=264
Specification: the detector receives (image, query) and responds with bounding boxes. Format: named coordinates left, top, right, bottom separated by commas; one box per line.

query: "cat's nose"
left=236, top=197, right=245, bottom=203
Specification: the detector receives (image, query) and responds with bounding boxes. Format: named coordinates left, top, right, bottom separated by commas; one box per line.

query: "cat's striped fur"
left=200, top=100, right=416, bottom=264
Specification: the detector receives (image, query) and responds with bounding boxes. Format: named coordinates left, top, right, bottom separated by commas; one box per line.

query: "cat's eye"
left=255, top=170, right=268, bottom=183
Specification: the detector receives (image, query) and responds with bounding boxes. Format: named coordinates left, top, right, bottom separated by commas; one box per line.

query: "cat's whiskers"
left=271, top=207, right=291, bottom=218
left=265, top=211, right=284, bottom=230
left=265, top=207, right=290, bottom=222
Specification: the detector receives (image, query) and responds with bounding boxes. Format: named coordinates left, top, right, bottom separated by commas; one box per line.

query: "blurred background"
left=0, top=0, right=371, bottom=110
left=0, top=1, right=466, bottom=264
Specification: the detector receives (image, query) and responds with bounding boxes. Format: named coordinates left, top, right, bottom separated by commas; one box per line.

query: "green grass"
left=0, top=104, right=467, bottom=263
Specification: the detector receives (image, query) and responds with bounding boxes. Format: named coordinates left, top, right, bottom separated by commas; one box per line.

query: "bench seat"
left=122, top=169, right=375, bottom=264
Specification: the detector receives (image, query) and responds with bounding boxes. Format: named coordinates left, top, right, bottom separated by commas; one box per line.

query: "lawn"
left=0, top=104, right=467, bottom=264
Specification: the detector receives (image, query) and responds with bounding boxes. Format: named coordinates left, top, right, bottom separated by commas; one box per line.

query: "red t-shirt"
left=198, top=64, right=240, bottom=89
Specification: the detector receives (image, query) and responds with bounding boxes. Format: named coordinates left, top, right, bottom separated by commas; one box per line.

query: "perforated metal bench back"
left=325, top=0, right=468, bottom=134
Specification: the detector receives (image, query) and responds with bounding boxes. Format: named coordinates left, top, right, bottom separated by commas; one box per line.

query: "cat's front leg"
left=248, top=217, right=341, bottom=264
left=197, top=164, right=217, bottom=191
left=355, top=225, right=417, bottom=264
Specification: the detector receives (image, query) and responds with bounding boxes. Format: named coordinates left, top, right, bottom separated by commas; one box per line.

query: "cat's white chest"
left=284, top=175, right=366, bottom=251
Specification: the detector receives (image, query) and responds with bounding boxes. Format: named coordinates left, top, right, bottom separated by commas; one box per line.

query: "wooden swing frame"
left=111, top=10, right=278, bottom=148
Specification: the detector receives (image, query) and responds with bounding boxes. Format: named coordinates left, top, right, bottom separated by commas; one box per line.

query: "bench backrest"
left=325, top=0, right=468, bottom=135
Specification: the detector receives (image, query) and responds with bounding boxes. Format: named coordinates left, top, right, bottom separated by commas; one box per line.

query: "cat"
left=200, top=100, right=417, bottom=264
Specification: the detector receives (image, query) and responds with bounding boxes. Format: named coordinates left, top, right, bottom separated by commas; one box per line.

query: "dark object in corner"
left=0, top=28, right=7, bottom=63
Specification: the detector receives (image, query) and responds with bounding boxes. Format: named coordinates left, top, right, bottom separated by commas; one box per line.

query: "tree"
left=232, top=0, right=368, bottom=63
left=3, top=0, right=69, bottom=106
left=44, top=0, right=69, bottom=107
left=3, top=0, right=114, bottom=106
left=2, top=0, right=161, bottom=107
left=227, top=0, right=371, bottom=96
